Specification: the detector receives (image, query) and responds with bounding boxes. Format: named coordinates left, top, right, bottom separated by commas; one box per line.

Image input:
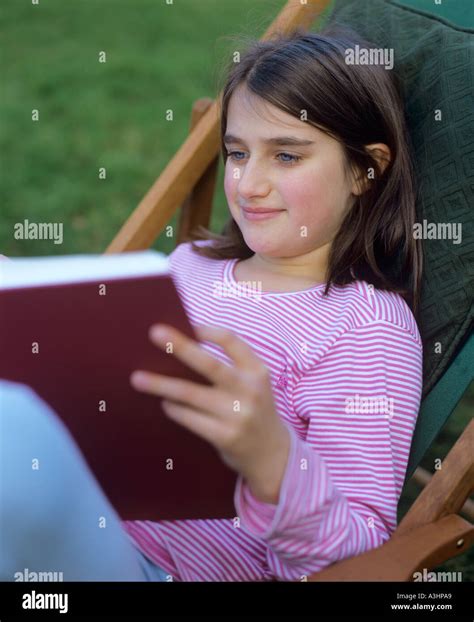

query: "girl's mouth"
left=242, top=208, right=285, bottom=221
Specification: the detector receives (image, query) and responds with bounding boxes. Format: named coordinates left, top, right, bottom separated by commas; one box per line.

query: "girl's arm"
left=233, top=320, right=423, bottom=581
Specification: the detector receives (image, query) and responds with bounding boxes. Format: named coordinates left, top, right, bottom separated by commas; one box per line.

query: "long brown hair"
left=190, top=25, right=422, bottom=314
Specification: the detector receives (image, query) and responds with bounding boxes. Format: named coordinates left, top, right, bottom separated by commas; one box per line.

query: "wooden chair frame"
left=105, top=0, right=474, bottom=581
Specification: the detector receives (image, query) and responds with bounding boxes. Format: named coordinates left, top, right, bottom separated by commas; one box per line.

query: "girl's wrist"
left=244, top=425, right=291, bottom=505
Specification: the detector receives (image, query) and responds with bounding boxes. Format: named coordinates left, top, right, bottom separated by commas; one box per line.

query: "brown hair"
left=190, top=26, right=422, bottom=314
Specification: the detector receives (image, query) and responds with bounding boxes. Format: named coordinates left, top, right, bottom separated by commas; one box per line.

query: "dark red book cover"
left=0, top=264, right=238, bottom=521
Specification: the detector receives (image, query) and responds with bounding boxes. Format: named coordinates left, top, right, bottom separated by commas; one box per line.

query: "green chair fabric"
left=405, top=333, right=472, bottom=481
left=324, top=0, right=473, bottom=473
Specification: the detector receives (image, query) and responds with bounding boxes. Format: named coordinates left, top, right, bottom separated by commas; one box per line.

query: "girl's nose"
left=237, top=159, right=271, bottom=199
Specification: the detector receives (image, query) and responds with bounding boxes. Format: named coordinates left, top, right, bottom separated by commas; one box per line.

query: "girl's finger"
left=149, top=324, right=240, bottom=389
left=131, top=371, right=232, bottom=420
left=193, top=324, right=263, bottom=374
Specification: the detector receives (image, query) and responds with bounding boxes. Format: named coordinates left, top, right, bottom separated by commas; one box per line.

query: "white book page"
left=0, top=250, right=170, bottom=289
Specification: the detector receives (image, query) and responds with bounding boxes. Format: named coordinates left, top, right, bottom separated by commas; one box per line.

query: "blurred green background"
left=1, top=0, right=472, bottom=579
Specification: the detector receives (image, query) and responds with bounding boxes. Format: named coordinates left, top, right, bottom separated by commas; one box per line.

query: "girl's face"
left=223, top=85, right=358, bottom=260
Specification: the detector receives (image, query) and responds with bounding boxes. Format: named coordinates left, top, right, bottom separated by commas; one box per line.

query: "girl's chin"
left=242, top=237, right=283, bottom=256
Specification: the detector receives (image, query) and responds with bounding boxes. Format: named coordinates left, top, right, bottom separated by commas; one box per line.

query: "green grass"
left=1, top=0, right=472, bottom=581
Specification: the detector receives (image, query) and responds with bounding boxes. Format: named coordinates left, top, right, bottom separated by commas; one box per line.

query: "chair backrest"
left=405, top=334, right=473, bottom=481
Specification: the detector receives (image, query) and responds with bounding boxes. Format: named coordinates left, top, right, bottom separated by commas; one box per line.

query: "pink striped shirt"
left=122, top=239, right=423, bottom=581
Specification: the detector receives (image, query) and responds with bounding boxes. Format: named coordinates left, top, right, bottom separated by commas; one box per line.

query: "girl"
left=1, top=27, right=423, bottom=582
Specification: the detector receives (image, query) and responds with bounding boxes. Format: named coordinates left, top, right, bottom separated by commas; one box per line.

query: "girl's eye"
left=227, top=150, right=246, bottom=161
left=277, top=152, right=301, bottom=164
left=226, top=151, right=301, bottom=165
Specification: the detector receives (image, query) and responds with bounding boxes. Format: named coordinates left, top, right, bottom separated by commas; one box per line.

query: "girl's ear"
left=351, top=143, right=392, bottom=196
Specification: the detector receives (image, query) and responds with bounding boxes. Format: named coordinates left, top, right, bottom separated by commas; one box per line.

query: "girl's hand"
left=130, top=323, right=291, bottom=504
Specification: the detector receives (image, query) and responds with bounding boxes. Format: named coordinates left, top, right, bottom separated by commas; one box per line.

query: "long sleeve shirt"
left=121, top=239, right=423, bottom=581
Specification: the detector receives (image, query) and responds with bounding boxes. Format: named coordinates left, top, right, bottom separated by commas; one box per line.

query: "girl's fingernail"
left=151, top=325, right=168, bottom=341
left=131, top=371, right=149, bottom=389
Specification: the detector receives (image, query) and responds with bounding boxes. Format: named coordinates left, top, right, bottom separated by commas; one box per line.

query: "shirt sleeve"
left=233, top=320, right=423, bottom=581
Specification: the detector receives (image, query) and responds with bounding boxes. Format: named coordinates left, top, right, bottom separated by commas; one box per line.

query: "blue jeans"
left=0, top=379, right=169, bottom=582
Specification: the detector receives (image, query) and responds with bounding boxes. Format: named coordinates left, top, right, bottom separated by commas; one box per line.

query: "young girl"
left=1, top=27, right=423, bottom=583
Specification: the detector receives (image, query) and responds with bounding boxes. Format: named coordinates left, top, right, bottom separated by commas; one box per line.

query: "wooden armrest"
left=306, top=514, right=474, bottom=581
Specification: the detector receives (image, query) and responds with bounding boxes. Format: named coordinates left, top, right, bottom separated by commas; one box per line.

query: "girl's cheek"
left=281, top=177, right=334, bottom=231
left=224, top=166, right=237, bottom=201
left=280, top=177, right=320, bottom=216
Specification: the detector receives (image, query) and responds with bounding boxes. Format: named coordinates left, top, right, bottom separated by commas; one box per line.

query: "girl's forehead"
left=227, top=86, right=321, bottom=140
left=228, top=86, right=293, bottom=125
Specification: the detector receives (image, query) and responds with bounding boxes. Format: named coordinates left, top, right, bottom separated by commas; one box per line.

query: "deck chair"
left=104, top=0, right=473, bottom=581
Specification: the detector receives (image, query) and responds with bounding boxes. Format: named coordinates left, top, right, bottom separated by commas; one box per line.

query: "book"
left=0, top=251, right=237, bottom=521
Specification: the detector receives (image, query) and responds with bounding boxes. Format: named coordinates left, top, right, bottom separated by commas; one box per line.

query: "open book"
left=0, top=251, right=237, bottom=520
